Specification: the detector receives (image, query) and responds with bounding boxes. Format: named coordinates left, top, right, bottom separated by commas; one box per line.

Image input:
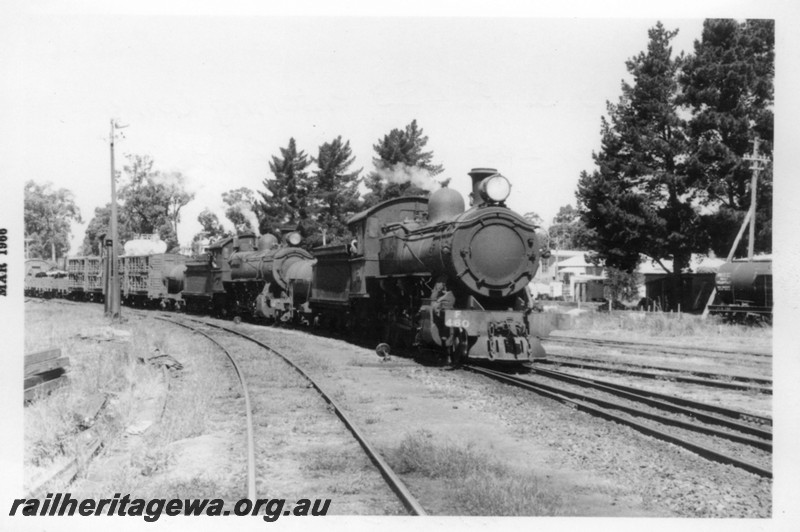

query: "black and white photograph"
left=2, top=1, right=798, bottom=531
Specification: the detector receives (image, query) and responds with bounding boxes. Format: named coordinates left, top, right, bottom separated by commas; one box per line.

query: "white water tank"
left=124, top=238, right=167, bottom=256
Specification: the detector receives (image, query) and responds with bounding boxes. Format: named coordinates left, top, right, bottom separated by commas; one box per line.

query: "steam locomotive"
left=306, top=168, right=552, bottom=363
left=26, top=168, right=557, bottom=364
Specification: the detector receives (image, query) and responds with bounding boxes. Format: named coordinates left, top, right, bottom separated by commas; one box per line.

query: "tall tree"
left=257, top=138, right=313, bottom=235
left=523, top=211, right=544, bottom=227
left=80, top=203, right=133, bottom=256
left=117, top=154, right=194, bottom=250
left=577, top=22, right=705, bottom=310
left=548, top=204, right=590, bottom=250
left=190, top=208, right=228, bottom=253
left=222, top=187, right=259, bottom=233
left=310, top=136, right=363, bottom=246
left=680, top=19, right=774, bottom=256
left=157, top=171, right=194, bottom=243
left=119, top=155, right=161, bottom=233
left=363, top=120, right=444, bottom=206
left=24, top=181, right=82, bottom=260
left=196, top=208, right=227, bottom=240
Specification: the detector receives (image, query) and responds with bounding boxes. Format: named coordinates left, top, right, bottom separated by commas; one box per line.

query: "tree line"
left=576, top=19, right=773, bottom=309
left=191, top=119, right=443, bottom=250
left=23, top=119, right=443, bottom=258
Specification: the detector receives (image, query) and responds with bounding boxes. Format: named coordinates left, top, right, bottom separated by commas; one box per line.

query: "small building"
left=529, top=250, right=606, bottom=302
left=641, top=255, right=725, bottom=312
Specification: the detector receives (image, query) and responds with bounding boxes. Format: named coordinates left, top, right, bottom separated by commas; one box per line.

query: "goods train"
left=26, top=168, right=557, bottom=364
left=708, top=258, right=773, bottom=320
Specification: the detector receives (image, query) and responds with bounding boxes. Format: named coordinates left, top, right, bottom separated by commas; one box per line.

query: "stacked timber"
left=24, top=348, right=70, bottom=403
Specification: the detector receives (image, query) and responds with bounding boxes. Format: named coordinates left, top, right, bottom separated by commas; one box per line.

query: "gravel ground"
left=23, top=302, right=772, bottom=518
left=230, top=320, right=771, bottom=517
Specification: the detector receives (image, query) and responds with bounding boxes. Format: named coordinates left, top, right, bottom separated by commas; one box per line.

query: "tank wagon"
left=708, top=258, right=772, bottom=320
left=309, top=168, right=555, bottom=364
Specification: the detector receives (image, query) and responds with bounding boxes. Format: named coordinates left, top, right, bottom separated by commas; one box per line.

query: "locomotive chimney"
left=467, top=168, right=498, bottom=207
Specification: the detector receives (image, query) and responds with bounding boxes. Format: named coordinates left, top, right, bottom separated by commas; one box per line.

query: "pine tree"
left=363, top=120, right=444, bottom=206
left=577, top=22, right=705, bottom=310
left=258, top=138, right=313, bottom=236
left=680, top=19, right=774, bottom=256
left=310, top=136, right=362, bottom=246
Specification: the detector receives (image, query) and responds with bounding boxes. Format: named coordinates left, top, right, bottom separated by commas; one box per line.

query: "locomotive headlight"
left=286, top=232, right=302, bottom=246
left=479, top=174, right=511, bottom=204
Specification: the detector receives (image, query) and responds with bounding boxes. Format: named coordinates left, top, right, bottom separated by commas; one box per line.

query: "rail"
left=177, top=315, right=428, bottom=516
left=155, top=316, right=258, bottom=500
left=466, top=365, right=771, bottom=478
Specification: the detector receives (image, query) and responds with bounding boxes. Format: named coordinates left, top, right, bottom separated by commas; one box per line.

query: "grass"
left=304, top=448, right=363, bottom=475
left=24, top=308, right=167, bottom=468
left=24, top=302, right=238, bottom=497
left=390, top=430, right=564, bottom=516
left=571, top=310, right=771, bottom=339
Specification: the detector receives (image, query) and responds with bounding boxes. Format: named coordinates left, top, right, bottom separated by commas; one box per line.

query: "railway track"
left=539, top=356, right=772, bottom=393
left=157, top=314, right=427, bottom=516
left=466, top=365, right=772, bottom=478
left=544, top=335, right=772, bottom=360
left=155, top=316, right=258, bottom=500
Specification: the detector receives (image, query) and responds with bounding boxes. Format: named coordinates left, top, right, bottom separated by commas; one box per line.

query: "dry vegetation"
left=391, top=430, right=564, bottom=516
left=23, top=302, right=244, bottom=501
left=563, top=309, right=772, bottom=349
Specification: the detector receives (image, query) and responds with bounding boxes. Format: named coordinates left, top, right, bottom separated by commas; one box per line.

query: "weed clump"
left=391, top=430, right=563, bottom=516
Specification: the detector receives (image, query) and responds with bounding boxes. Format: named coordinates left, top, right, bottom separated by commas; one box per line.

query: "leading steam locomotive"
left=308, top=168, right=553, bottom=363
left=26, top=168, right=557, bottom=364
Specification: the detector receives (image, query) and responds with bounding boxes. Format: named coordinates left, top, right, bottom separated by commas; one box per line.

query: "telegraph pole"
left=108, top=119, right=128, bottom=319
left=702, top=136, right=769, bottom=318
left=743, top=137, right=768, bottom=260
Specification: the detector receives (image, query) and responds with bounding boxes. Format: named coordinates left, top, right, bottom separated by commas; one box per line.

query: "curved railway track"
left=156, top=314, right=427, bottom=516
left=466, top=365, right=771, bottom=478
left=155, top=316, right=258, bottom=500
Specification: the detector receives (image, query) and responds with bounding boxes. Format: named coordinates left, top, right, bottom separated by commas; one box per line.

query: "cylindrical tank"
left=229, top=247, right=315, bottom=291
left=715, top=260, right=772, bottom=307
left=124, top=238, right=167, bottom=256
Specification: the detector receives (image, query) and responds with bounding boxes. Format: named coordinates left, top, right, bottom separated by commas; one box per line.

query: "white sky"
left=1, top=4, right=725, bottom=251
